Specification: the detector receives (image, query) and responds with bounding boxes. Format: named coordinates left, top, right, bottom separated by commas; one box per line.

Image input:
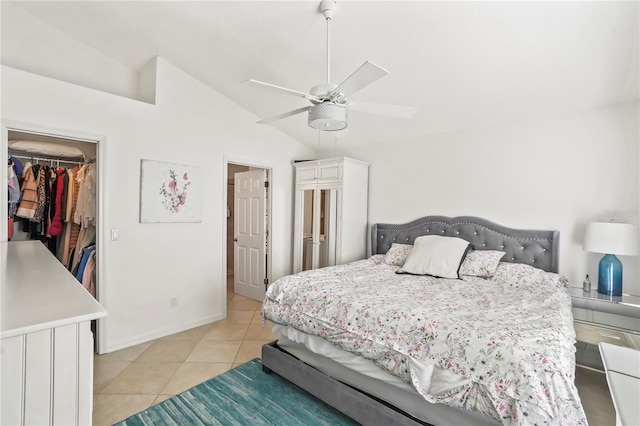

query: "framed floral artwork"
left=139, top=159, right=202, bottom=223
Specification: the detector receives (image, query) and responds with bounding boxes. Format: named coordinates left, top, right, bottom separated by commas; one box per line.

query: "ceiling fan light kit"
left=308, top=103, right=347, bottom=131
left=246, top=0, right=414, bottom=132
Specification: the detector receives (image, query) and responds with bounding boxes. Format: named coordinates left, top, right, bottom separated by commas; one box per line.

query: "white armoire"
left=293, top=157, right=369, bottom=273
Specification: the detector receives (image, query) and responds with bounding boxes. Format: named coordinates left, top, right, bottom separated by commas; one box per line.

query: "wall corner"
left=137, top=56, right=158, bottom=105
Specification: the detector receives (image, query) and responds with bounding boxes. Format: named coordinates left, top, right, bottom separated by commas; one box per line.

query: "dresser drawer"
left=573, top=321, right=640, bottom=370
left=572, top=306, right=640, bottom=334
left=574, top=322, right=633, bottom=347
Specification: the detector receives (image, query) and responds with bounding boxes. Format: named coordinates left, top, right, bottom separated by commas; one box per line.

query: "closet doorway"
left=225, top=160, right=272, bottom=302
left=2, top=122, right=106, bottom=353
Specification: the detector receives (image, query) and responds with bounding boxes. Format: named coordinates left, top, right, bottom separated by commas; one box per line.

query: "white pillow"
left=459, top=250, right=505, bottom=278
left=398, top=235, right=470, bottom=279
left=9, top=140, right=86, bottom=160
left=383, top=243, right=413, bottom=266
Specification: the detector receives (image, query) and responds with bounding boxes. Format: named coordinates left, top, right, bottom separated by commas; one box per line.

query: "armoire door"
left=299, top=187, right=339, bottom=272
left=301, top=188, right=315, bottom=271
left=317, top=188, right=338, bottom=269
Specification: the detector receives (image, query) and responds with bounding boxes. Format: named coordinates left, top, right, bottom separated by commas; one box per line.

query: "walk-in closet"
left=3, top=128, right=106, bottom=425
left=8, top=131, right=99, bottom=299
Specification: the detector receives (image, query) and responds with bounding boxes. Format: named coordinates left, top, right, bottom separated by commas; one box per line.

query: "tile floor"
left=92, top=286, right=616, bottom=426
left=92, top=286, right=278, bottom=425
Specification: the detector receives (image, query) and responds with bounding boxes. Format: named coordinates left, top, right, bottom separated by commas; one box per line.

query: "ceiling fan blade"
left=349, top=101, right=417, bottom=119
left=244, top=79, right=322, bottom=103
left=330, top=61, right=388, bottom=99
left=257, top=106, right=311, bottom=124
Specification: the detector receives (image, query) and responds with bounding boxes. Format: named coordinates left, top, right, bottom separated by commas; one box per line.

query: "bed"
left=261, top=216, right=586, bottom=425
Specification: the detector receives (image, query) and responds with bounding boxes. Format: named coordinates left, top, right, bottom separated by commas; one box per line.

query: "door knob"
left=234, top=237, right=238, bottom=242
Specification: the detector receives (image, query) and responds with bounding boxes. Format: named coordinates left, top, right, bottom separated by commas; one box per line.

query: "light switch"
left=111, top=229, right=120, bottom=241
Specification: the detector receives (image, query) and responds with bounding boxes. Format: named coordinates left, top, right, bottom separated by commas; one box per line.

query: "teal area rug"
left=114, top=358, right=359, bottom=426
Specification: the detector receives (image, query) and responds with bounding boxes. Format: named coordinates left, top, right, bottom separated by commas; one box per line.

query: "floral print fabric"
left=262, top=257, right=586, bottom=425
left=459, top=250, right=505, bottom=277
left=383, top=243, right=413, bottom=266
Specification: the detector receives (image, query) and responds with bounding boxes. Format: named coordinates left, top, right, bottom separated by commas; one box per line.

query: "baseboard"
left=102, top=314, right=224, bottom=354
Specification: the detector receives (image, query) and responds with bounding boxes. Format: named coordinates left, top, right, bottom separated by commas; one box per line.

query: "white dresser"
left=1, top=241, right=107, bottom=425
left=599, top=343, right=640, bottom=426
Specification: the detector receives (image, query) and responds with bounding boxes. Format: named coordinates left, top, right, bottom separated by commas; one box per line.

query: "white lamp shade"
left=308, top=104, right=347, bottom=131
left=583, top=222, right=640, bottom=256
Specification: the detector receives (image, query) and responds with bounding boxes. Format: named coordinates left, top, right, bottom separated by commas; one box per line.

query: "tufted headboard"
left=371, top=216, right=559, bottom=273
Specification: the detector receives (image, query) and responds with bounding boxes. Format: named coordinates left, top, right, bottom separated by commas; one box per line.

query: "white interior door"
left=234, top=169, right=267, bottom=301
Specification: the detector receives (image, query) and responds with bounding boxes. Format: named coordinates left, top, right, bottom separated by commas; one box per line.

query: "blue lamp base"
left=597, top=253, right=623, bottom=296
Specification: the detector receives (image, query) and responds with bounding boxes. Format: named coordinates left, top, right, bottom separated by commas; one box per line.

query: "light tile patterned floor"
left=92, top=289, right=277, bottom=425
left=93, top=289, right=616, bottom=425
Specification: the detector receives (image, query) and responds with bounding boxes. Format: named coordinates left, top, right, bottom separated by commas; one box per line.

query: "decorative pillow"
left=383, top=243, right=413, bottom=266
left=397, top=235, right=470, bottom=279
left=459, top=250, right=505, bottom=278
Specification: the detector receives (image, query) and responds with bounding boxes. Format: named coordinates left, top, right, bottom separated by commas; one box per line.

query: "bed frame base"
left=261, top=341, right=429, bottom=426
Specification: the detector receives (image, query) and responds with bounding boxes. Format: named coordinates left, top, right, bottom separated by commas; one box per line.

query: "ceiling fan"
left=245, top=0, right=416, bottom=132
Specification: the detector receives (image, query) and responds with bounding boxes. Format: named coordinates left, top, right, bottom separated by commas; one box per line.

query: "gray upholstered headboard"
left=371, top=216, right=559, bottom=273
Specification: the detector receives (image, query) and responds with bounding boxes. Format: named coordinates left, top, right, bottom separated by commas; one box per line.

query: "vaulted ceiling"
left=3, top=1, right=638, bottom=148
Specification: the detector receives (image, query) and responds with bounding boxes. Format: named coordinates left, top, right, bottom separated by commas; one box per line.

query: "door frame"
left=223, top=156, right=273, bottom=303
left=1, top=119, right=107, bottom=354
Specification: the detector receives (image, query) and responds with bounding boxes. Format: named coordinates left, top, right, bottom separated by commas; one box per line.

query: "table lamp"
left=583, top=222, right=639, bottom=296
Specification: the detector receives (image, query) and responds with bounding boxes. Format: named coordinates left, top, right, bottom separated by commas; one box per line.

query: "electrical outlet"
left=170, top=297, right=178, bottom=308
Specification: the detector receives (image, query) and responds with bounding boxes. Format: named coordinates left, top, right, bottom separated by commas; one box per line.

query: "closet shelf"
left=9, top=139, right=87, bottom=162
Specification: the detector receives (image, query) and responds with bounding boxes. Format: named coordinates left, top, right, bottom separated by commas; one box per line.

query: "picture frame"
left=139, top=159, right=202, bottom=223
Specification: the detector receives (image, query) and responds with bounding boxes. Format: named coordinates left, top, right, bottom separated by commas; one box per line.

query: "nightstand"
left=568, top=287, right=640, bottom=370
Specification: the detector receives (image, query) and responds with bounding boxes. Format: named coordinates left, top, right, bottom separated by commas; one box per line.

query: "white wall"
left=1, top=59, right=315, bottom=352
left=2, top=0, right=638, bottom=354
left=321, top=103, right=640, bottom=295
left=1, top=2, right=139, bottom=100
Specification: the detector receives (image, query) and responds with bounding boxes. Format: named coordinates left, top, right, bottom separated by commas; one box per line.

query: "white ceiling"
left=6, top=1, right=639, bottom=148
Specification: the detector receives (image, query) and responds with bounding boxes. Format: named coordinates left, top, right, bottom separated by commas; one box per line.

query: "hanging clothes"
left=7, top=159, right=21, bottom=240
left=9, top=141, right=98, bottom=300
left=84, top=164, right=96, bottom=227
left=7, top=163, right=21, bottom=218
left=9, top=155, right=23, bottom=177
left=43, top=166, right=55, bottom=240
left=70, top=163, right=97, bottom=276
left=7, top=217, right=14, bottom=240
left=74, top=163, right=96, bottom=228
left=33, top=165, right=47, bottom=224
left=16, top=162, right=38, bottom=220
left=81, top=250, right=97, bottom=298
left=75, top=245, right=96, bottom=283
left=64, top=167, right=82, bottom=266
left=71, top=225, right=95, bottom=274
left=48, top=169, right=65, bottom=237
left=59, top=169, right=68, bottom=223
left=73, top=165, right=87, bottom=226
left=58, top=167, right=78, bottom=265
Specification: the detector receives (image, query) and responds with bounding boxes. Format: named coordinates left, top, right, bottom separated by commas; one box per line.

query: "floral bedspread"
left=262, top=256, right=587, bottom=425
